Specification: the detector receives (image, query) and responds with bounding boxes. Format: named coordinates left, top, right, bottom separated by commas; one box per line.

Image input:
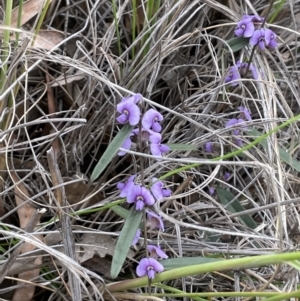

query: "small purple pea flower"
left=146, top=210, right=164, bottom=231
left=234, top=17, right=255, bottom=38
left=225, top=65, right=240, bottom=86
left=136, top=258, right=164, bottom=279
left=127, top=185, right=155, bottom=210
left=250, top=28, right=277, bottom=50
left=149, top=133, right=170, bottom=159
left=209, top=187, right=215, bottom=196
left=238, top=107, right=252, bottom=121
left=142, top=109, right=164, bottom=133
left=205, top=142, right=213, bottom=153
left=151, top=178, right=171, bottom=202
left=147, top=245, right=168, bottom=259
left=117, top=175, right=136, bottom=197
left=132, top=229, right=141, bottom=246
left=224, top=172, right=231, bottom=182
left=116, top=96, right=141, bottom=126
left=120, top=93, right=142, bottom=104
left=118, top=136, right=132, bottom=156
left=236, top=61, right=258, bottom=80
left=132, top=128, right=151, bottom=141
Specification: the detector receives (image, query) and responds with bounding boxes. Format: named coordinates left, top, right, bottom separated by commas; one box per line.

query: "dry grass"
left=0, top=0, right=300, bottom=300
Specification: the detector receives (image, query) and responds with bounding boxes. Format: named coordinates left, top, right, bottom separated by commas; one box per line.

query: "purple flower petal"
left=234, top=19, right=255, bottom=38
left=116, top=101, right=141, bottom=126
left=224, top=172, right=231, bottom=181
left=118, top=137, right=132, bottom=156
left=136, top=258, right=164, bottom=279
left=205, top=142, right=213, bottom=153
left=148, top=245, right=168, bottom=259
left=265, top=29, right=277, bottom=48
left=149, top=133, right=170, bottom=159
left=117, top=175, right=136, bottom=197
left=142, top=109, right=164, bottom=133
left=127, top=185, right=155, bottom=210
left=225, top=118, right=238, bottom=128
left=146, top=210, right=164, bottom=231
left=225, top=66, right=240, bottom=86
left=132, top=229, right=141, bottom=245
left=121, top=93, right=142, bottom=104
left=151, top=178, right=171, bottom=201
left=250, top=29, right=267, bottom=50
left=209, top=187, right=215, bottom=196
left=238, top=107, right=252, bottom=121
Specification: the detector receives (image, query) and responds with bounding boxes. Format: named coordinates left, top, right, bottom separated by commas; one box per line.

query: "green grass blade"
left=162, top=256, right=222, bottom=270
left=91, top=124, right=132, bottom=181
left=110, top=208, right=143, bottom=279
left=215, top=187, right=257, bottom=229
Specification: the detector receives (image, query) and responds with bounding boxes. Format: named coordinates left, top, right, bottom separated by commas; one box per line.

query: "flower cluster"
left=116, top=94, right=170, bottom=159
left=225, top=15, right=277, bottom=87
left=118, top=176, right=171, bottom=211
left=117, top=175, right=171, bottom=279
left=234, top=15, right=277, bottom=50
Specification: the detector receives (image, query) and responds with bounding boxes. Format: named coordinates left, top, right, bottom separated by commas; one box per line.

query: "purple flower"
left=205, top=142, right=213, bottom=153
left=224, top=172, right=231, bottom=182
left=120, top=93, right=142, bottom=104
left=149, top=133, right=170, bottom=159
left=265, top=29, right=277, bottom=48
left=250, top=28, right=277, bottom=50
left=117, top=175, right=136, bottom=197
left=127, top=185, right=155, bottom=210
left=118, top=136, right=132, bottom=156
left=116, top=97, right=141, bottom=126
left=209, top=187, right=215, bottom=196
left=136, top=258, right=164, bottom=279
left=151, top=178, right=171, bottom=202
left=234, top=18, right=255, bottom=37
left=225, top=118, right=246, bottom=130
left=142, top=109, right=164, bottom=133
left=235, top=137, right=243, bottom=147
left=225, top=65, right=240, bottom=86
left=242, top=14, right=264, bottom=23
left=132, top=229, right=141, bottom=246
left=238, top=107, right=252, bottom=121
left=146, top=210, right=164, bottom=231
left=147, top=245, right=168, bottom=259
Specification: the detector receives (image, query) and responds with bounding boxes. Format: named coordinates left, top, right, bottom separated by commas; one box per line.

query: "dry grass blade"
left=46, top=148, right=81, bottom=301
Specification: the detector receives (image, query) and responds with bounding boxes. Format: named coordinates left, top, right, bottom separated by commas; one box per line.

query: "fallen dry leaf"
left=11, top=172, right=42, bottom=301
left=11, top=0, right=53, bottom=27
left=32, top=29, right=64, bottom=50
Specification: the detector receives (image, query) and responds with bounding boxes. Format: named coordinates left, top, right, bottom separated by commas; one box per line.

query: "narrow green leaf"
left=91, top=124, right=132, bottom=181
left=111, top=204, right=129, bottom=219
left=162, top=257, right=222, bottom=270
left=247, top=128, right=300, bottom=173
left=226, top=37, right=249, bottom=52
left=215, top=187, right=257, bottom=229
left=110, top=208, right=143, bottom=279
left=167, top=143, right=198, bottom=151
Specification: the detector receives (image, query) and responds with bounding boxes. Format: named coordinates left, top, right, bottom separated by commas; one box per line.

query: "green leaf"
left=110, top=208, right=143, bottom=278
left=91, top=124, right=132, bottom=181
left=215, top=187, right=257, bottom=229
left=226, top=37, right=249, bottom=52
left=167, top=143, right=198, bottom=151
left=162, top=257, right=222, bottom=271
left=247, top=128, right=300, bottom=173
left=111, top=204, right=130, bottom=219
